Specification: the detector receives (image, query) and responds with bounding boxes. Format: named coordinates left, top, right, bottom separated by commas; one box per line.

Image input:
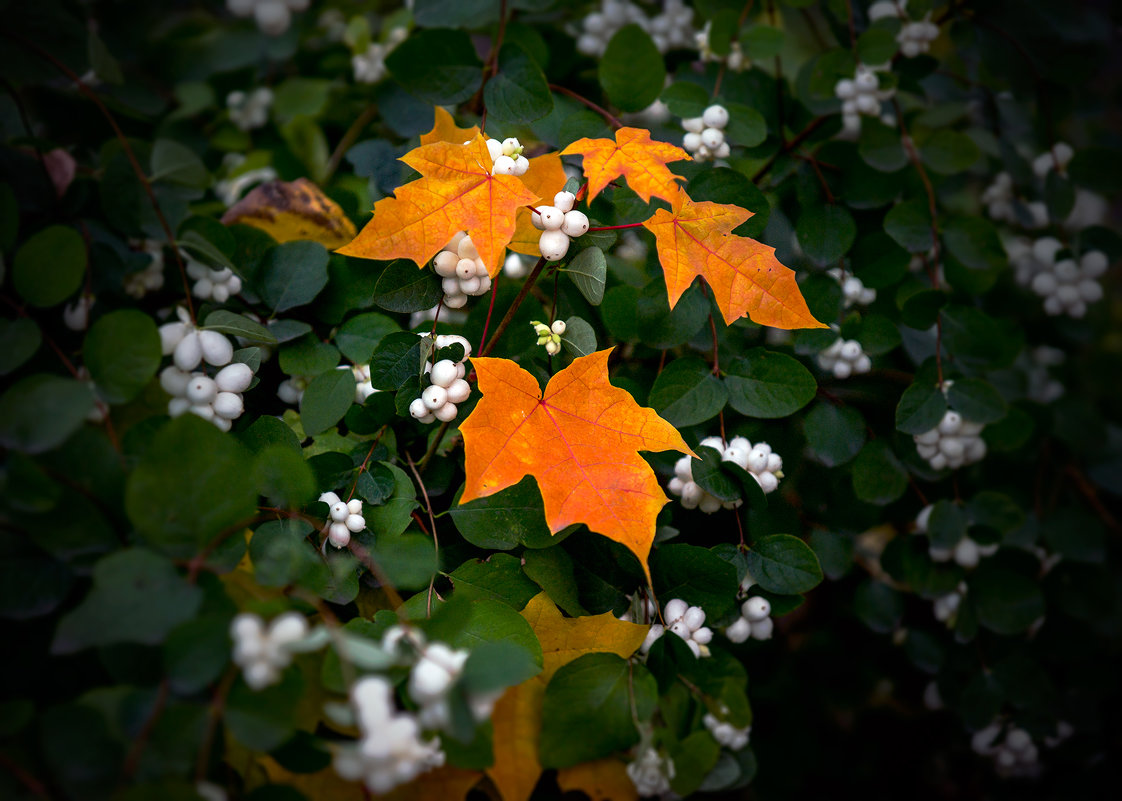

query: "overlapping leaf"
left=642, top=187, right=825, bottom=329
left=337, top=136, right=538, bottom=275
left=419, top=105, right=480, bottom=145
left=561, top=127, right=690, bottom=204
left=221, top=178, right=357, bottom=248
left=486, top=594, right=649, bottom=801
left=459, top=350, right=691, bottom=578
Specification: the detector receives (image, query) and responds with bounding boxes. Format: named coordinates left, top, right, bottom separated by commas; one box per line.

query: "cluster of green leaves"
left=2, top=1, right=1121, bottom=800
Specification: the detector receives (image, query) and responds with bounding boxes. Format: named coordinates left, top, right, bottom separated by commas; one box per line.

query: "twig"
left=405, top=453, right=440, bottom=617
left=120, top=679, right=170, bottom=782
left=416, top=419, right=453, bottom=473
left=323, top=103, right=378, bottom=183
left=480, top=257, right=547, bottom=356
left=0, top=754, right=51, bottom=799
left=5, top=33, right=196, bottom=321
left=193, top=667, right=237, bottom=783
left=752, top=116, right=827, bottom=183
left=548, top=84, right=623, bottom=130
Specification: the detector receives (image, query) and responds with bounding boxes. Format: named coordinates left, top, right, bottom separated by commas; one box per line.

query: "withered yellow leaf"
left=221, top=177, right=357, bottom=249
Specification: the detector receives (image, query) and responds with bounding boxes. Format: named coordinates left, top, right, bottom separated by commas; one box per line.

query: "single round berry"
left=539, top=229, right=570, bottom=261
left=561, top=210, right=589, bottom=238
left=213, top=391, right=244, bottom=420
left=700, top=127, right=724, bottom=149
left=683, top=132, right=702, bottom=152
left=215, top=363, right=254, bottom=393
left=492, top=155, right=517, bottom=175
left=551, top=319, right=567, bottom=336
left=198, top=330, right=233, bottom=366
left=430, top=360, right=459, bottom=388
left=554, top=191, right=576, bottom=212
left=345, top=513, right=366, bottom=533
left=422, top=384, right=448, bottom=410
left=446, top=378, right=471, bottom=403
left=409, top=397, right=428, bottom=419
left=742, top=596, right=771, bottom=621
left=434, top=250, right=459, bottom=277
left=536, top=206, right=564, bottom=231
left=702, top=104, right=730, bottom=129
left=330, top=501, right=349, bottom=522
left=486, top=138, right=504, bottom=163
left=682, top=117, right=704, bottom=133
left=512, top=155, right=529, bottom=176
left=434, top=401, right=459, bottom=422
left=457, top=236, right=479, bottom=260
left=328, top=522, right=351, bottom=548
left=186, top=375, right=218, bottom=404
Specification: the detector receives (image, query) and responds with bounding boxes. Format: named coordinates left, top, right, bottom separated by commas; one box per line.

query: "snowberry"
left=536, top=206, right=564, bottom=231
left=700, top=127, right=724, bottom=149
left=682, top=116, right=705, bottom=134
left=626, top=747, right=674, bottom=797
left=429, top=360, right=458, bottom=388
left=683, top=131, right=702, bottom=152
left=818, top=336, right=872, bottom=379
left=743, top=596, right=771, bottom=621
left=1032, top=142, right=1074, bottom=177
left=560, top=210, right=589, bottom=238
left=231, top=611, right=308, bottom=690
left=702, top=104, right=730, bottom=129
left=553, top=191, right=576, bottom=212
left=492, top=155, right=517, bottom=175
left=704, top=713, right=751, bottom=750
left=538, top=229, right=570, bottom=261
left=214, top=362, right=253, bottom=393
left=409, top=398, right=434, bottom=424
left=330, top=502, right=349, bottom=522
left=550, top=320, right=566, bottom=336
left=422, top=385, right=448, bottom=411
left=213, top=392, right=244, bottom=420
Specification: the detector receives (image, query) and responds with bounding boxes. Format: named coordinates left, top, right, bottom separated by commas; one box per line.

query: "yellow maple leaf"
left=557, top=758, right=639, bottom=801
left=485, top=593, right=649, bottom=801
left=221, top=177, right=357, bottom=249
left=337, top=136, right=539, bottom=275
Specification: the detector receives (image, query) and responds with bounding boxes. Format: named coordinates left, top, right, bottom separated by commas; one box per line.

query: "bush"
left=1, top=1, right=1119, bottom=799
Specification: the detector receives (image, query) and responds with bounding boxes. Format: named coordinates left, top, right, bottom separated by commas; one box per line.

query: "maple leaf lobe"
left=561, top=127, right=690, bottom=204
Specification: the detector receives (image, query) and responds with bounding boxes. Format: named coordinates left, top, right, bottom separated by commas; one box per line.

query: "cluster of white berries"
left=626, top=746, right=675, bottom=797
left=835, top=65, right=894, bottom=138
left=818, top=336, right=872, bottom=379
left=1032, top=141, right=1075, bottom=179
left=869, top=1, right=940, bottom=58
left=226, top=0, right=309, bottom=37
left=669, top=436, right=784, bottom=513
left=914, top=505, right=998, bottom=569
left=531, top=190, right=588, bottom=262
left=933, top=581, right=967, bottom=622
left=1016, top=238, right=1107, bottom=318
left=913, top=406, right=987, bottom=471
left=681, top=104, right=731, bottom=162
left=576, top=0, right=694, bottom=57
left=319, top=491, right=365, bottom=549
left=828, top=267, right=877, bottom=307
left=409, top=335, right=472, bottom=425
left=531, top=319, right=567, bottom=356
left=230, top=611, right=309, bottom=690
left=1023, top=345, right=1065, bottom=404
left=980, top=173, right=1026, bottom=225
left=185, top=254, right=242, bottom=303
left=724, top=594, right=775, bottom=643
left=125, top=240, right=166, bottom=298
left=352, top=27, right=408, bottom=84
left=696, top=22, right=747, bottom=70
left=972, top=722, right=1041, bottom=777
left=639, top=598, right=714, bottom=658
left=484, top=136, right=530, bottom=177
left=226, top=88, right=273, bottom=132
left=159, top=310, right=252, bottom=431
left=161, top=362, right=252, bottom=432
left=703, top=712, right=751, bottom=750
left=334, top=675, right=446, bottom=795
left=433, top=233, right=493, bottom=309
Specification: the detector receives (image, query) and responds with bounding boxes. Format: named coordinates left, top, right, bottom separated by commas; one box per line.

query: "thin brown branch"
left=752, top=116, right=827, bottom=183
left=323, top=103, right=378, bottom=183
left=480, top=256, right=547, bottom=356
left=548, top=84, right=623, bottom=130
left=405, top=452, right=441, bottom=617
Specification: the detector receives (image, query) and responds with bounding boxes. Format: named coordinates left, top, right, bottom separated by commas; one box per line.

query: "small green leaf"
left=745, top=534, right=823, bottom=595
left=884, top=198, right=935, bottom=253
left=374, top=261, right=444, bottom=313
left=0, top=375, right=94, bottom=454
left=796, top=205, right=856, bottom=265
left=539, top=654, right=657, bottom=768
left=0, top=317, right=42, bottom=376
left=300, top=370, right=356, bottom=436
left=649, top=358, right=728, bottom=428
left=202, top=310, right=278, bottom=345
left=563, top=246, right=607, bottom=305
left=385, top=29, right=483, bottom=105
left=259, top=241, right=330, bottom=313
left=84, top=310, right=162, bottom=404
left=661, top=82, right=710, bottom=118
left=52, top=549, right=203, bottom=654
left=651, top=543, right=739, bottom=619
left=336, top=312, right=400, bottom=364
left=852, top=440, right=908, bottom=505
left=368, top=332, right=429, bottom=391
left=484, top=43, right=553, bottom=124
left=919, top=130, right=980, bottom=175
left=947, top=378, right=1008, bottom=424
left=724, top=349, right=817, bottom=419
left=560, top=316, right=597, bottom=357
left=896, top=380, right=947, bottom=434
left=13, top=225, right=86, bottom=307
left=599, top=24, right=666, bottom=113
left=803, top=402, right=866, bottom=467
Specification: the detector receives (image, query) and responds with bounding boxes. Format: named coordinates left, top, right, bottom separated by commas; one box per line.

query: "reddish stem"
left=587, top=222, right=646, bottom=232
left=548, top=83, right=623, bottom=129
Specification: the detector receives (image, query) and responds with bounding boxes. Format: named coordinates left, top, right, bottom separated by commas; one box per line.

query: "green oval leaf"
left=745, top=534, right=823, bottom=595
left=84, top=310, right=161, bottom=404
left=724, top=349, right=817, bottom=419
left=599, top=24, right=666, bottom=113
left=14, top=225, right=86, bottom=307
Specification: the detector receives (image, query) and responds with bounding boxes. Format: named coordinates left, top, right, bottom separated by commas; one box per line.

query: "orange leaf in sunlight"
left=221, top=178, right=357, bottom=249
left=336, top=136, right=538, bottom=275
left=561, top=127, right=690, bottom=204
left=508, top=151, right=568, bottom=257
left=458, top=350, right=692, bottom=580
left=642, top=187, right=826, bottom=329
left=486, top=594, right=649, bottom=801
left=419, top=106, right=480, bottom=145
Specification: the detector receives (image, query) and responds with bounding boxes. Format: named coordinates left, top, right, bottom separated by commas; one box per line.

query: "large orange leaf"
left=420, top=106, right=480, bottom=145
left=486, top=594, right=649, bottom=801
left=560, top=127, right=690, bottom=204
left=642, top=187, right=826, bottom=329
left=336, top=136, right=538, bottom=275
left=458, top=350, right=691, bottom=578
left=509, top=152, right=568, bottom=257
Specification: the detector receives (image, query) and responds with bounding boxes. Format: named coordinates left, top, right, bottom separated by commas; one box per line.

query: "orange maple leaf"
left=508, top=152, right=568, bottom=258
left=419, top=106, right=480, bottom=146
left=642, top=187, right=826, bottom=329
left=486, top=594, right=649, bottom=801
left=336, top=136, right=538, bottom=275
left=560, top=127, right=690, bottom=204
left=458, top=350, right=692, bottom=579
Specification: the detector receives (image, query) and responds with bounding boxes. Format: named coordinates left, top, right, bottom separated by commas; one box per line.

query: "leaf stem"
left=323, top=102, right=378, bottom=183
left=587, top=221, right=646, bottom=232
left=405, top=452, right=441, bottom=617
left=751, top=116, right=827, bottom=184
